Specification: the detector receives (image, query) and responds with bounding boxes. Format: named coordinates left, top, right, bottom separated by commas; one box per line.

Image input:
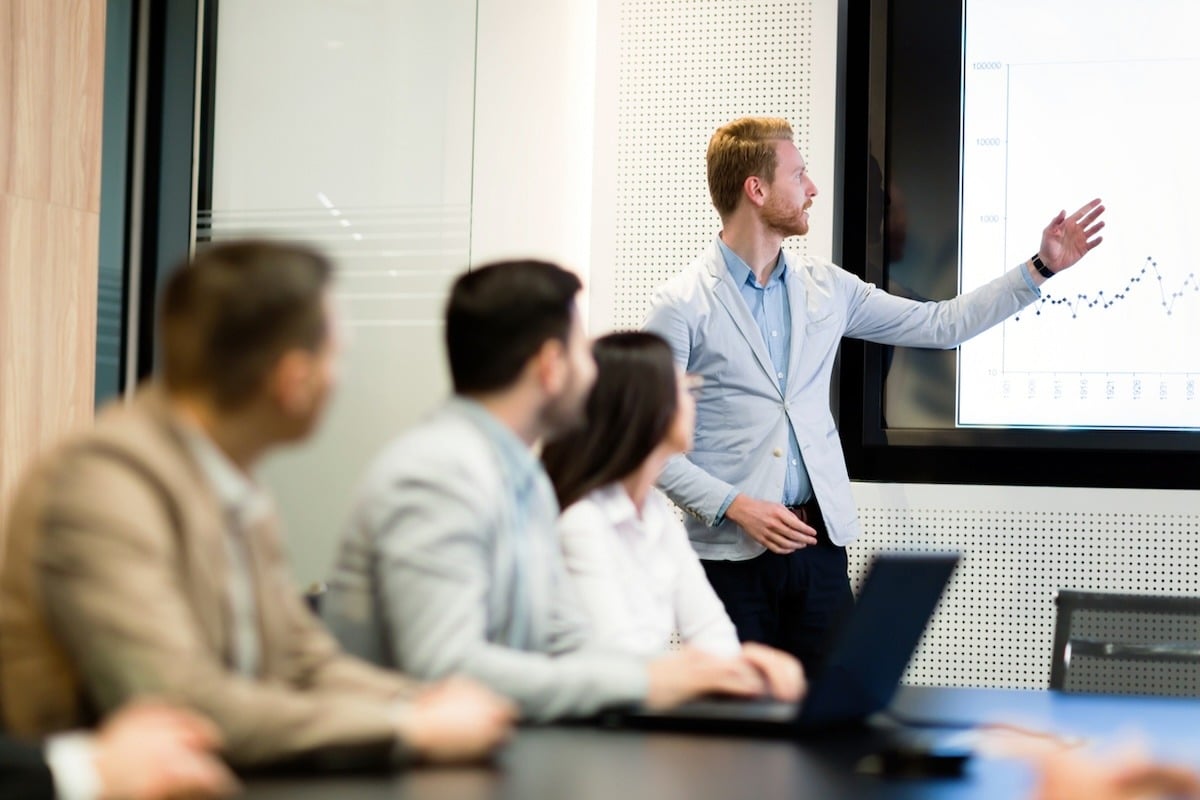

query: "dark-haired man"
left=323, top=259, right=785, bottom=720
left=0, top=241, right=512, bottom=768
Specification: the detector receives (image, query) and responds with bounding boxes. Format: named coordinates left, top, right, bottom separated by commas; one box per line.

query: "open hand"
left=1038, top=198, right=1105, bottom=273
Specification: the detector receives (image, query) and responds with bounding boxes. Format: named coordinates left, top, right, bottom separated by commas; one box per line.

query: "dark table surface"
left=241, top=686, right=1200, bottom=800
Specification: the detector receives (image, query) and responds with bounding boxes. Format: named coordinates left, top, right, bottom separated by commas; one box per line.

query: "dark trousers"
left=701, top=501, right=853, bottom=677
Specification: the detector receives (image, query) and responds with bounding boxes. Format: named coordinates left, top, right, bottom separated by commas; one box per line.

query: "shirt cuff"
left=1018, top=260, right=1041, bottom=295
left=714, top=489, right=739, bottom=525
left=388, top=699, right=418, bottom=766
left=44, top=733, right=102, bottom=800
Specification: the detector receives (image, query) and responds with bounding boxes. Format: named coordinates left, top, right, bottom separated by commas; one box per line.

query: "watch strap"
left=1031, top=253, right=1054, bottom=279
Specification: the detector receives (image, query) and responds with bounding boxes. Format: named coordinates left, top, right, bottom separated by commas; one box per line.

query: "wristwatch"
left=1031, top=253, right=1054, bottom=279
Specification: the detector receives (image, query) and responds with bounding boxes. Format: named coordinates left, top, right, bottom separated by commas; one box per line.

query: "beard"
left=761, top=193, right=810, bottom=238
left=539, top=369, right=592, bottom=442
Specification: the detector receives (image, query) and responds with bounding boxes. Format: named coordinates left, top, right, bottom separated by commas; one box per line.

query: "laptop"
left=603, top=552, right=960, bottom=735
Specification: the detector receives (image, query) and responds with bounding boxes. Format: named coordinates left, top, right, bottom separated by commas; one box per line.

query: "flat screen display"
left=835, top=0, right=1200, bottom=487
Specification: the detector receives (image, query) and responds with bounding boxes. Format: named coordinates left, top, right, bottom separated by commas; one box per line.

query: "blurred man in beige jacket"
left=0, top=241, right=512, bottom=769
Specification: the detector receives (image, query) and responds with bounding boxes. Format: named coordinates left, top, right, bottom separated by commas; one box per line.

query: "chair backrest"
left=303, top=582, right=327, bottom=616
left=1050, top=590, right=1200, bottom=696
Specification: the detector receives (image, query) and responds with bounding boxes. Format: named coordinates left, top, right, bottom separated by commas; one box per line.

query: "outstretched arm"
left=843, top=199, right=1107, bottom=348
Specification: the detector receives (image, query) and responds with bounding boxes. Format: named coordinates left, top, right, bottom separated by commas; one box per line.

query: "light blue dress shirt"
left=716, top=238, right=812, bottom=517
left=454, top=399, right=543, bottom=649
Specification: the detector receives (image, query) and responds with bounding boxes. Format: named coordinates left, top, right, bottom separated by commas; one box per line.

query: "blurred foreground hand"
left=739, top=642, right=806, bottom=702
left=93, top=702, right=237, bottom=800
left=398, top=677, right=516, bottom=763
left=645, top=647, right=766, bottom=709
left=1033, top=746, right=1200, bottom=800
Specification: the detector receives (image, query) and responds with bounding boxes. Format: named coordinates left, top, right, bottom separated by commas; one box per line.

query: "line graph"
left=957, top=1, right=1200, bottom=428
left=997, top=252, right=1200, bottom=378
left=988, top=54, right=1200, bottom=381
left=1014, top=258, right=1199, bottom=321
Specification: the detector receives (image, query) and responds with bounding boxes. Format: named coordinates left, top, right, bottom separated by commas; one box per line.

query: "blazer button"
left=773, top=448, right=783, bottom=457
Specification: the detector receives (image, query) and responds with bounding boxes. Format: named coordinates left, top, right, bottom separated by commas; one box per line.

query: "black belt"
left=784, top=498, right=833, bottom=546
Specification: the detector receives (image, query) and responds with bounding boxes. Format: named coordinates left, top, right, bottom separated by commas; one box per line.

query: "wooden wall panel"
left=0, top=0, right=106, bottom=525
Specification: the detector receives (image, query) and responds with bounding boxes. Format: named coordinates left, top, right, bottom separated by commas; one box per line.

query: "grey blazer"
left=323, top=399, right=649, bottom=721
left=644, top=240, right=1038, bottom=555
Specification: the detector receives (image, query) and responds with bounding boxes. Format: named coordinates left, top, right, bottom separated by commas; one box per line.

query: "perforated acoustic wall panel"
left=606, top=0, right=819, bottom=331
left=851, top=483, right=1200, bottom=689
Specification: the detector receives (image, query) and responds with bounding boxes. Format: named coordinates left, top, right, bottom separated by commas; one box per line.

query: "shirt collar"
left=449, top=397, right=541, bottom=493
left=589, top=483, right=667, bottom=544
left=716, top=235, right=787, bottom=289
left=177, top=422, right=271, bottom=524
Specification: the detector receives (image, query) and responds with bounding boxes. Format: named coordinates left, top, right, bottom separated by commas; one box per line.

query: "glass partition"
left=199, top=0, right=478, bottom=581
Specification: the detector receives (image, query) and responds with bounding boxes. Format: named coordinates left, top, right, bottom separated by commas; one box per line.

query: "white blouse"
left=557, top=483, right=741, bottom=658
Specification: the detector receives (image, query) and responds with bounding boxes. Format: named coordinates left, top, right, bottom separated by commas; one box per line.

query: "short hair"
left=159, top=240, right=333, bottom=410
left=706, top=117, right=795, bottom=218
left=542, top=332, right=678, bottom=509
left=445, top=260, right=582, bottom=395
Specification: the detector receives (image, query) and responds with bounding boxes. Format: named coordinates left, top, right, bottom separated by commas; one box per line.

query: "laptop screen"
left=798, top=553, right=959, bottom=727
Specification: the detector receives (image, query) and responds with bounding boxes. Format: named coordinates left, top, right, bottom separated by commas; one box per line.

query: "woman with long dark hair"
left=543, top=332, right=803, bottom=699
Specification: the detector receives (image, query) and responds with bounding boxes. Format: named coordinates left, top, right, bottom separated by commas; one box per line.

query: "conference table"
left=242, top=687, right=1200, bottom=799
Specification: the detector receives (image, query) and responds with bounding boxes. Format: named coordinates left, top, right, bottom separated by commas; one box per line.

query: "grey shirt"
left=323, top=398, right=649, bottom=721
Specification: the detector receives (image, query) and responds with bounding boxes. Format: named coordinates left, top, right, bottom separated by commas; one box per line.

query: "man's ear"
left=743, top=174, right=767, bottom=208
left=270, top=349, right=315, bottom=416
left=533, top=338, right=568, bottom=394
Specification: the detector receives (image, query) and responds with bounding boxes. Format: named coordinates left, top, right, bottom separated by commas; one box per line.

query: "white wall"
left=471, top=0, right=598, bottom=274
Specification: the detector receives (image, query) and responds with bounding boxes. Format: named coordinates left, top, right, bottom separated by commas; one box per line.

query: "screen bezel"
left=833, top=0, right=1200, bottom=489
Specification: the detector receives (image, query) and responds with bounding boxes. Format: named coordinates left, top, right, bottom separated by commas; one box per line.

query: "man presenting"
left=644, top=116, right=1104, bottom=673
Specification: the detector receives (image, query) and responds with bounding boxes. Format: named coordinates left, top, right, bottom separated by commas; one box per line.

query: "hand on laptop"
left=645, top=648, right=766, bottom=709
left=739, top=643, right=805, bottom=702
left=396, top=677, right=516, bottom=763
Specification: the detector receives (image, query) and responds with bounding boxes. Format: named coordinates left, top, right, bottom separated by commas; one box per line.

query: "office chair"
left=1049, top=589, right=1200, bottom=697
left=303, top=582, right=327, bottom=616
